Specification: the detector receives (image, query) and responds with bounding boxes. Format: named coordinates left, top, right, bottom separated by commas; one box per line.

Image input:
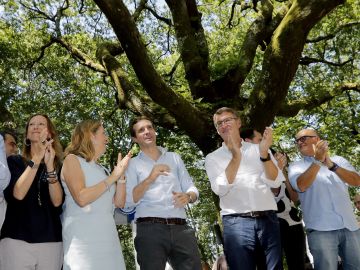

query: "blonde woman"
left=0, top=114, right=64, bottom=270
left=61, top=119, right=130, bottom=270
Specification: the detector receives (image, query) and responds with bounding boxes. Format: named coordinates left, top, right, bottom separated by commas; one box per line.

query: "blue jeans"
left=307, top=228, right=360, bottom=270
left=222, top=212, right=282, bottom=270
left=135, top=222, right=201, bottom=270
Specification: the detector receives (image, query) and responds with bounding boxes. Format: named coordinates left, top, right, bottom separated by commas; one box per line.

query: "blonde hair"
left=23, top=114, right=63, bottom=170
left=65, top=119, right=102, bottom=162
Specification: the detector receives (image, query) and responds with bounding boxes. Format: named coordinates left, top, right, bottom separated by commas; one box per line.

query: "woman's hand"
left=44, top=141, right=55, bottom=171
left=111, top=151, right=132, bottom=181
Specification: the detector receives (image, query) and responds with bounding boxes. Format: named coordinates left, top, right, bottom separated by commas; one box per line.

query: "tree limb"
left=164, top=0, right=215, bottom=100
left=277, top=82, right=359, bottom=117
left=27, top=39, right=56, bottom=69
left=246, top=0, right=345, bottom=131
left=213, top=0, right=282, bottom=99
left=51, top=36, right=107, bottom=73
left=300, top=56, right=352, bottom=66
left=306, top=21, right=360, bottom=43
left=93, top=0, right=216, bottom=152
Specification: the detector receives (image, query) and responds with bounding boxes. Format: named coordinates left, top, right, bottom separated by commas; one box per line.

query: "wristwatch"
left=328, top=162, right=340, bottom=172
left=260, top=153, right=271, bottom=162
left=28, top=160, right=39, bottom=169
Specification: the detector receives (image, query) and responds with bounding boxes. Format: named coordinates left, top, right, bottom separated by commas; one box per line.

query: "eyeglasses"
left=215, top=117, right=237, bottom=128
left=295, top=135, right=317, bottom=144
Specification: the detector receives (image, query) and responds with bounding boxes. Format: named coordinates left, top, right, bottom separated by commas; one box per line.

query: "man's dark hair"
left=129, top=116, right=154, bottom=137
left=0, top=130, right=18, bottom=143
left=240, top=128, right=255, bottom=140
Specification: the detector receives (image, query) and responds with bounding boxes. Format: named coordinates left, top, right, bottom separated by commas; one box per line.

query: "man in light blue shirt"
left=126, top=116, right=201, bottom=270
left=288, top=128, right=360, bottom=270
left=0, top=134, right=11, bottom=229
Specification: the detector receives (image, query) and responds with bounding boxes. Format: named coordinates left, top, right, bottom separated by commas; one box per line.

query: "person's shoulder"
left=205, top=146, right=224, bottom=160
left=7, top=154, right=24, bottom=164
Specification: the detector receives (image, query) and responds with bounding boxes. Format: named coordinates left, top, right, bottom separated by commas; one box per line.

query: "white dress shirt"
left=205, top=142, right=284, bottom=216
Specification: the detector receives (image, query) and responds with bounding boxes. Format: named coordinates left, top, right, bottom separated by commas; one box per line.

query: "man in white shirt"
left=205, top=107, right=284, bottom=270
left=0, top=134, right=11, bottom=229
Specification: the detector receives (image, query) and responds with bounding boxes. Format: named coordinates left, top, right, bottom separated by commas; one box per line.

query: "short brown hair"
left=65, top=119, right=102, bottom=162
left=213, top=107, right=240, bottom=125
left=129, top=116, right=154, bottom=137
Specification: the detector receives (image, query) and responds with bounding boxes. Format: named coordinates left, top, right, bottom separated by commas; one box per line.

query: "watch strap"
left=260, top=153, right=271, bottom=162
left=28, top=160, right=39, bottom=169
left=328, top=162, right=339, bottom=172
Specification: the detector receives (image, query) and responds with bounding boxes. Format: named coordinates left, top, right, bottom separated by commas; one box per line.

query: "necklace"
left=37, top=166, right=47, bottom=206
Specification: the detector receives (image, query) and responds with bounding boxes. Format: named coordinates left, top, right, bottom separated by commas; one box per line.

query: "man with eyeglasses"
left=205, top=107, right=284, bottom=270
left=288, top=128, right=360, bottom=270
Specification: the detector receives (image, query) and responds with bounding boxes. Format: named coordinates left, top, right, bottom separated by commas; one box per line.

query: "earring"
left=25, top=138, right=31, bottom=146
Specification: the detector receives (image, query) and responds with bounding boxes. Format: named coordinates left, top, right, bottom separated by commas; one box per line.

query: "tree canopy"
left=1, top=0, right=359, bottom=267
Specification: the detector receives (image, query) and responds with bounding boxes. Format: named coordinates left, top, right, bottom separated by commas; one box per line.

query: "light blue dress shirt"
left=125, top=147, right=199, bottom=219
left=289, top=155, right=359, bottom=231
left=0, top=135, right=11, bottom=197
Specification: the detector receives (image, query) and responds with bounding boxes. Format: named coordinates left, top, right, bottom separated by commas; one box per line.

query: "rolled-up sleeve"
left=174, top=153, right=199, bottom=199
left=0, top=135, right=10, bottom=196
left=205, top=155, right=233, bottom=196
left=124, top=159, right=139, bottom=208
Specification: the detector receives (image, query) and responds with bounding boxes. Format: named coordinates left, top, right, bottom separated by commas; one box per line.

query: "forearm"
left=74, top=174, right=118, bottom=207
left=133, top=177, right=153, bottom=203
left=114, top=182, right=126, bottom=208
left=284, top=176, right=298, bottom=202
left=49, top=182, right=63, bottom=207
left=333, top=168, right=360, bottom=186
left=13, top=167, right=38, bottom=200
left=225, top=156, right=240, bottom=184
left=262, top=160, right=279, bottom=180
left=297, top=164, right=320, bottom=192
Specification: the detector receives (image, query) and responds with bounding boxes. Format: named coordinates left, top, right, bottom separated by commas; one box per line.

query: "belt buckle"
left=250, top=211, right=256, bottom=218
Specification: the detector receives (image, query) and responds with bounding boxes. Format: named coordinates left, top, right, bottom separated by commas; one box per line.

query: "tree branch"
left=246, top=0, right=345, bottom=131
left=165, top=0, right=215, bottom=100
left=145, top=6, right=172, bottom=26
left=27, top=39, right=56, bottom=69
left=51, top=36, right=107, bottom=73
left=300, top=56, right=352, bottom=66
left=277, top=83, right=359, bottom=117
left=93, top=0, right=216, bottom=152
left=213, top=0, right=283, bottom=99
left=132, top=0, right=147, bottom=22
left=306, top=21, right=360, bottom=43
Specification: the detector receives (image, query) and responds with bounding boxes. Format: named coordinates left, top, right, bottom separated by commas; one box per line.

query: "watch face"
left=28, top=160, right=35, bottom=168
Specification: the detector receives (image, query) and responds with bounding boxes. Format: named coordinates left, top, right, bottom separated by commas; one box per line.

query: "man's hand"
left=172, top=191, right=190, bottom=208
left=226, top=132, right=241, bottom=159
left=313, top=140, right=328, bottom=162
left=147, top=164, right=171, bottom=183
left=274, top=152, right=287, bottom=171
left=259, top=127, right=273, bottom=156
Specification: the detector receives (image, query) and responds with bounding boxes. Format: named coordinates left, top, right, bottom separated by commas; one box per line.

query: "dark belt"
left=136, top=217, right=187, bottom=225
left=227, top=210, right=274, bottom=218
